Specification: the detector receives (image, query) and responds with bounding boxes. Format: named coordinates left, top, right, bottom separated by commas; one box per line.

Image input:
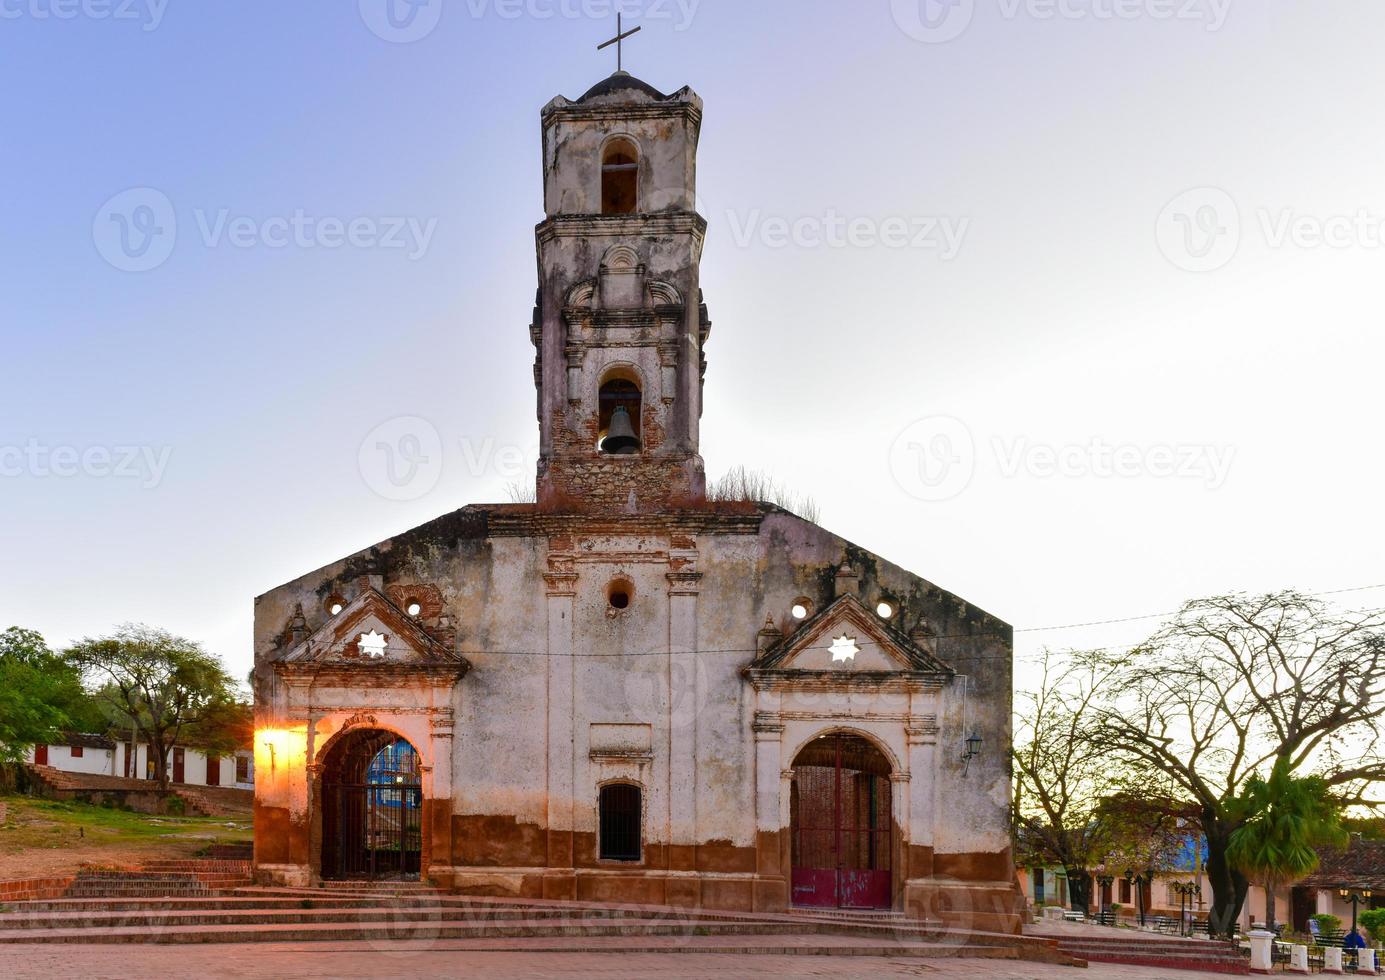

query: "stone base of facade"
left=255, top=863, right=311, bottom=888
left=429, top=867, right=781, bottom=914
left=903, top=877, right=1025, bottom=935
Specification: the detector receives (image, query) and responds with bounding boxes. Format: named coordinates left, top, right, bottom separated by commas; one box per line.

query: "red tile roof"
left=1300, top=836, right=1385, bottom=891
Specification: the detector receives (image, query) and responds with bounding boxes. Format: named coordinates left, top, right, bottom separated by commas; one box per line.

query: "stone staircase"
left=1043, top=930, right=1248, bottom=974
left=58, top=861, right=254, bottom=899
left=23, top=766, right=252, bottom=818
left=0, top=884, right=1081, bottom=963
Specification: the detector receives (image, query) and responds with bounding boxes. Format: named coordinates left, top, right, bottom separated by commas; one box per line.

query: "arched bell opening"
left=598, top=375, right=643, bottom=455
left=319, top=729, right=423, bottom=881
left=601, top=136, right=640, bottom=215
left=789, top=732, right=894, bottom=910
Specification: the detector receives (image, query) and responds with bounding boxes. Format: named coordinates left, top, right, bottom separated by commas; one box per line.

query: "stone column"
left=426, top=706, right=454, bottom=884
left=305, top=762, right=324, bottom=884
left=666, top=569, right=701, bottom=906
left=905, top=714, right=939, bottom=878
left=752, top=710, right=785, bottom=911
left=543, top=566, right=578, bottom=900
left=889, top=770, right=911, bottom=903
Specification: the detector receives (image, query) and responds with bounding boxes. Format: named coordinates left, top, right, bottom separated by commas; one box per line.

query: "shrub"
left=1311, top=913, right=1342, bottom=938
left=1359, top=908, right=1385, bottom=945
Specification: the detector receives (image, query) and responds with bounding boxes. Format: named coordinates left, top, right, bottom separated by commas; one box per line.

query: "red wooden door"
left=206, top=754, right=220, bottom=786
left=172, top=747, right=185, bottom=784
left=34, top=744, right=48, bottom=766
left=789, top=734, right=893, bottom=910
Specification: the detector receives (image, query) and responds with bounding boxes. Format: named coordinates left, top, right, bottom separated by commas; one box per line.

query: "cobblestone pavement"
left=0, top=942, right=1239, bottom=979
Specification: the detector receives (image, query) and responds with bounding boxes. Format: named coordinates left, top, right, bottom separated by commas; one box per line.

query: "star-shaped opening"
left=829, top=635, right=860, bottom=664
left=358, top=630, right=388, bottom=659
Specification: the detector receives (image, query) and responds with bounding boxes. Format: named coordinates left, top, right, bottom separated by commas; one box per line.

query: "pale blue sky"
left=3, top=1, right=1383, bottom=682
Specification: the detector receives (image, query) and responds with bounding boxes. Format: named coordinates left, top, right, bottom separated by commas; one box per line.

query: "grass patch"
left=0, top=794, right=251, bottom=856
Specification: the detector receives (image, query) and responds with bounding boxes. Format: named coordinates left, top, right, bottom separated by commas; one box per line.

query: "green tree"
left=65, top=624, right=237, bottom=791
left=1227, top=759, right=1349, bottom=932
left=1359, top=908, right=1385, bottom=945
left=0, top=627, right=104, bottom=761
left=1079, top=592, right=1385, bottom=938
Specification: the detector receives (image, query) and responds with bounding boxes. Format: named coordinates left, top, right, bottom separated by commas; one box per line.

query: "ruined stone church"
left=252, top=70, right=1018, bottom=931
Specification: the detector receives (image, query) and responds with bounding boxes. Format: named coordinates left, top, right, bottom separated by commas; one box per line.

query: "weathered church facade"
left=253, top=71, right=1019, bottom=932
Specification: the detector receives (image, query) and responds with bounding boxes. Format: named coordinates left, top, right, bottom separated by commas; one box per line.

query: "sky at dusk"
left=2, top=0, right=1383, bottom=685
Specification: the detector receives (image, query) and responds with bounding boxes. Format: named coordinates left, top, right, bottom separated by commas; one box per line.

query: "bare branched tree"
left=1079, top=591, right=1385, bottom=937
left=1013, top=649, right=1127, bottom=913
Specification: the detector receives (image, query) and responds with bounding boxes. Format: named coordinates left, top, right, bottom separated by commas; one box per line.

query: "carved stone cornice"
left=589, top=747, right=654, bottom=764
left=752, top=711, right=784, bottom=738
left=543, top=572, right=579, bottom=597
left=536, top=212, right=707, bottom=248
left=666, top=570, right=703, bottom=597
left=743, top=669, right=947, bottom=695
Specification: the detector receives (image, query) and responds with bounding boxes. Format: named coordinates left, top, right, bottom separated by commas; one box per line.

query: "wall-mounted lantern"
left=961, top=731, right=983, bottom=774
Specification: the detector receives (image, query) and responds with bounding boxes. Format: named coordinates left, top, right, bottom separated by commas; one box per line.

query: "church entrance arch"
left=789, top=732, right=893, bottom=910
left=320, top=729, right=423, bottom=881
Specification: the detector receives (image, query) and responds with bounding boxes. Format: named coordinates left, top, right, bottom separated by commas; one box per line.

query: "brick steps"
left=1046, top=934, right=1247, bottom=974
left=22, top=766, right=252, bottom=817
left=0, top=904, right=771, bottom=931
left=0, top=887, right=1078, bottom=964
left=0, top=915, right=1010, bottom=946
left=0, top=880, right=1080, bottom=963
left=57, top=861, right=253, bottom=899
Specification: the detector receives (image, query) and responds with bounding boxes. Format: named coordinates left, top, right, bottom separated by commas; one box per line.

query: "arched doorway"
left=320, top=729, right=423, bottom=881
left=790, top=732, right=894, bottom=909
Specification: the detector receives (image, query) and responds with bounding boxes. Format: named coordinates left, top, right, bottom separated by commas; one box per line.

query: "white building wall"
left=25, top=744, right=117, bottom=776
left=30, top=741, right=252, bottom=788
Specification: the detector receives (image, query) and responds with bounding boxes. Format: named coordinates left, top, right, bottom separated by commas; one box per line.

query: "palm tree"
left=1227, top=760, right=1349, bottom=932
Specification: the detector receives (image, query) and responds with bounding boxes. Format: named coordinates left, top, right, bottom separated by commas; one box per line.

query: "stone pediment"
left=743, top=594, right=952, bottom=692
left=277, top=589, right=470, bottom=678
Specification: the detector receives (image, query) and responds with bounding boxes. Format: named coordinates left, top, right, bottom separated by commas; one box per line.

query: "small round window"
left=608, top=580, right=634, bottom=610
left=791, top=600, right=812, bottom=620
left=877, top=600, right=896, bottom=620
left=407, top=602, right=422, bottom=617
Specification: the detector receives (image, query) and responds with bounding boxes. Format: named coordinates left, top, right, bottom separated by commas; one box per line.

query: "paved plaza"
left=0, top=941, right=1241, bottom=979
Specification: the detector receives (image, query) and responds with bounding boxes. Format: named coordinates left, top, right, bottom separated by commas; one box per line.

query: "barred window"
left=599, top=783, right=642, bottom=862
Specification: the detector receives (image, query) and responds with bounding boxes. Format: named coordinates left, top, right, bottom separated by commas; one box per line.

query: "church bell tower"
left=531, top=71, right=711, bottom=512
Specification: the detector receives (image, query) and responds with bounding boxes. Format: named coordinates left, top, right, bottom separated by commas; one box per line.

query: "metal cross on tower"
left=597, top=13, right=641, bottom=73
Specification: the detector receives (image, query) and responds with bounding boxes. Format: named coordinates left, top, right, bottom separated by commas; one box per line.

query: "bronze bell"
left=602, top=405, right=642, bottom=455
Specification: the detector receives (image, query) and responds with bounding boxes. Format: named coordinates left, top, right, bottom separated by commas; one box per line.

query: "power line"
left=329, top=581, right=1385, bottom=661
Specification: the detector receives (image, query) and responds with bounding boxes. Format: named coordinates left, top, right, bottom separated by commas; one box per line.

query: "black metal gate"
left=322, top=781, right=423, bottom=880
